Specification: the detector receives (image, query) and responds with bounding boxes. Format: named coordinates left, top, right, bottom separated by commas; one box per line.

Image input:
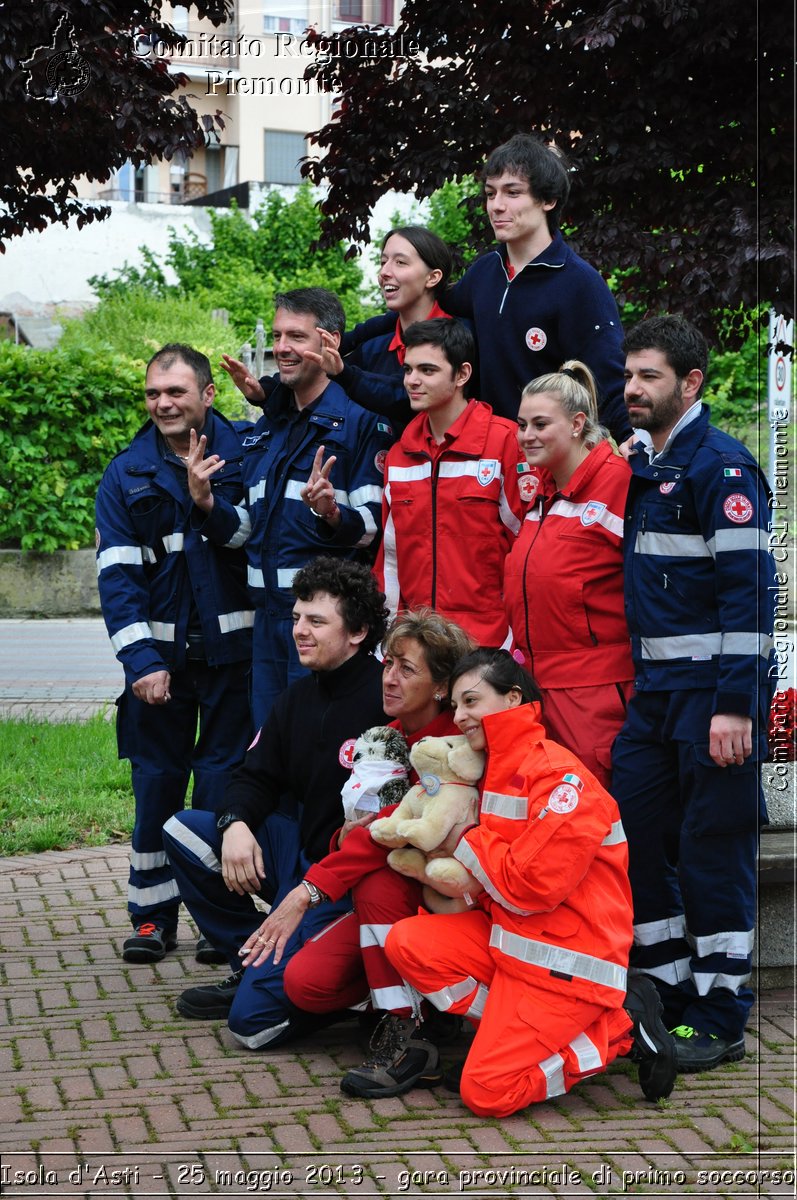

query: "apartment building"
left=84, top=1, right=405, bottom=206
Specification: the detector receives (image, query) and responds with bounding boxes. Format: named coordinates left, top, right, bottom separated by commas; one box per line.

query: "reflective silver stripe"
left=354, top=505, right=378, bottom=548
left=248, top=565, right=265, bottom=589
left=96, top=545, right=143, bottom=573
left=230, top=1018, right=291, bottom=1050
left=284, top=479, right=352, bottom=505
left=110, top=621, right=151, bottom=652
left=538, top=1051, right=566, bottom=1098
left=692, top=969, right=751, bottom=995
left=633, top=915, right=686, bottom=946
left=499, top=484, right=521, bottom=536
left=162, top=532, right=184, bottom=553
left=127, top=879, right=180, bottom=906
left=381, top=505, right=400, bottom=620
left=249, top=480, right=266, bottom=504
left=489, top=924, right=627, bottom=992
left=349, top=484, right=382, bottom=508
left=218, top=609, right=256, bottom=634
left=601, top=820, right=627, bottom=846
left=468, top=981, right=489, bottom=1020
left=686, top=927, right=755, bottom=957
left=707, top=527, right=770, bottom=555
left=163, top=814, right=222, bottom=874
left=437, top=460, right=489, bottom=480
left=570, top=1031, right=604, bottom=1074
left=455, top=839, right=531, bottom=914
left=371, top=983, right=415, bottom=1010
left=642, top=957, right=692, bottom=986
left=388, top=462, right=431, bottom=482
left=277, top=567, right=299, bottom=589
left=130, top=849, right=168, bottom=871
left=142, top=545, right=157, bottom=564
left=524, top=509, right=542, bottom=523
left=424, top=975, right=481, bottom=1013
left=226, top=507, right=251, bottom=549
left=481, top=791, right=528, bottom=820
left=360, top=922, right=392, bottom=949
left=723, top=632, right=773, bottom=657
left=634, top=532, right=711, bottom=557
left=549, top=497, right=624, bottom=538
left=150, top=621, right=175, bottom=643
left=641, top=631, right=771, bottom=660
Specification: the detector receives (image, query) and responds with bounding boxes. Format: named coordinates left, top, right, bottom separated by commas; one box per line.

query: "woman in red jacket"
left=385, top=649, right=676, bottom=1117
left=504, top=360, right=633, bottom=786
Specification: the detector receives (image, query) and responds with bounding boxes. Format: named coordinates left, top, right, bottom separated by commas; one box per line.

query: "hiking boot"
left=175, top=969, right=245, bottom=1020
left=122, top=923, right=177, bottom=964
left=195, top=936, right=227, bottom=965
left=340, top=1014, right=442, bottom=1098
left=671, top=1025, right=745, bottom=1072
left=624, top=975, right=677, bottom=1101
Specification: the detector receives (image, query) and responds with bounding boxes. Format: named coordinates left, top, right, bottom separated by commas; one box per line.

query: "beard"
left=627, top=379, right=685, bottom=435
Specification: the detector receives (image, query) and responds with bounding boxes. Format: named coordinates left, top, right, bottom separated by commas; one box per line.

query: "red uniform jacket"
left=453, top=704, right=633, bottom=1010
left=503, top=441, right=634, bottom=688
left=374, top=401, right=524, bottom=647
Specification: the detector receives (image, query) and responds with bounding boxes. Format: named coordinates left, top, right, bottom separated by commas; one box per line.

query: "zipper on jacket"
left=430, top=460, right=440, bottom=609
left=520, top=497, right=546, bottom=669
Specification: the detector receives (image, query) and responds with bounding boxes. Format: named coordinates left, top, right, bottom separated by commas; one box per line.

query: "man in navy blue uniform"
left=96, top=345, right=254, bottom=964
left=163, top=556, right=388, bottom=1051
left=613, top=315, right=776, bottom=1071
left=444, top=133, right=632, bottom=445
left=189, top=288, right=391, bottom=727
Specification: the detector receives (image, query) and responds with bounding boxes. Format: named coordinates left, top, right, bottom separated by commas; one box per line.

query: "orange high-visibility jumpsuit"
left=386, top=703, right=635, bottom=1117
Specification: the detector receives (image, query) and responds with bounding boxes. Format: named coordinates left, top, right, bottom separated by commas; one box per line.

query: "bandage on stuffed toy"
left=370, top=734, right=485, bottom=906
left=340, top=726, right=411, bottom=821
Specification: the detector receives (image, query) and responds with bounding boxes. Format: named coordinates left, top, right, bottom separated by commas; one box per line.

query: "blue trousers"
left=162, top=809, right=352, bottom=1048
left=251, top=609, right=309, bottom=729
left=611, top=689, right=767, bottom=1040
left=117, top=660, right=252, bottom=932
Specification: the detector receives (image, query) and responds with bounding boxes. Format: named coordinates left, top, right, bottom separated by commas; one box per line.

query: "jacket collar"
left=264, top=378, right=348, bottom=423
left=399, top=399, right=497, bottom=457
left=630, top=403, right=710, bottom=473
left=482, top=702, right=547, bottom=760
left=494, top=230, right=568, bottom=276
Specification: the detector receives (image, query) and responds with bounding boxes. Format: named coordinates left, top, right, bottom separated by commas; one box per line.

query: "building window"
left=333, top=1, right=363, bottom=19
left=263, top=3, right=308, bottom=35
left=264, top=131, right=305, bottom=185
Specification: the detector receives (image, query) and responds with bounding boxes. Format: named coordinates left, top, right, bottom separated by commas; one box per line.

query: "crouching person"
left=385, top=649, right=677, bottom=1117
left=162, top=557, right=388, bottom=1049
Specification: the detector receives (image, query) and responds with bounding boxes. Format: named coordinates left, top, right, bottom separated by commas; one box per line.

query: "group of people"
left=95, top=132, right=776, bottom=1118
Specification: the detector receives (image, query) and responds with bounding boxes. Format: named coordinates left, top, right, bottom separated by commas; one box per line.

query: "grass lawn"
left=0, top=715, right=134, bottom=856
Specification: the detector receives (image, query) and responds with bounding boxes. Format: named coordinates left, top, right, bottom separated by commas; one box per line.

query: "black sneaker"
left=195, top=936, right=227, bottom=965
left=340, top=1014, right=442, bottom=1098
left=671, top=1025, right=745, bottom=1072
left=624, top=975, right=677, bottom=1101
left=122, top=923, right=178, bottom=963
left=175, top=969, right=245, bottom=1019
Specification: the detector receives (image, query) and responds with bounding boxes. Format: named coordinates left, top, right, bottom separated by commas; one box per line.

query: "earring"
left=571, top=431, right=578, bottom=438
left=433, top=693, right=444, bottom=702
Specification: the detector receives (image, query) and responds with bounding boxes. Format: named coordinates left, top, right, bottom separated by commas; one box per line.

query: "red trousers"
left=386, top=908, right=633, bottom=1118
left=540, top=680, right=634, bottom=789
left=284, top=865, right=422, bottom=1017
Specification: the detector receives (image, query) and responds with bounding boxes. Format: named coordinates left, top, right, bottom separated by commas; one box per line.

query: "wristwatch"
left=301, top=879, right=328, bottom=908
left=216, top=812, right=244, bottom=832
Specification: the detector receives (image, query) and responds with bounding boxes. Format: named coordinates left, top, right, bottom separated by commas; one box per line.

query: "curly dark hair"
left=292, top=557, right=389, bottom=654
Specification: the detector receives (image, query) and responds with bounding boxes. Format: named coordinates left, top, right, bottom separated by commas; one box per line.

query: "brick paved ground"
left=1, top=846, right=794, bottom=1199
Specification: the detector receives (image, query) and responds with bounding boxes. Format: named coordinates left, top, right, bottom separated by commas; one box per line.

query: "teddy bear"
left=339, top=725, right=412, bottom=822
left=369, top=734, right=485, bottom=903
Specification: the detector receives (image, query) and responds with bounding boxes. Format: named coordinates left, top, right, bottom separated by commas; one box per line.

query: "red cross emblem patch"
left=525, top=327, right=547, bottom=351
left=723, top=493, right=753, bottom=524
left=477, top=459, right=499, bottom=487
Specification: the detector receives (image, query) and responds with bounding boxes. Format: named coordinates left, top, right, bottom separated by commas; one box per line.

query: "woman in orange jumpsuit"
left=385, top=648, right=676, bottom=1117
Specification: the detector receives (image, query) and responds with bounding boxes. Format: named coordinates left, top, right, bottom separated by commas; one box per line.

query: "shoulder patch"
left=339, top=737, right=356, bottom=769
left=723, top=492, right=754, bottom=524
left=547, top=783, right=579, bottom=814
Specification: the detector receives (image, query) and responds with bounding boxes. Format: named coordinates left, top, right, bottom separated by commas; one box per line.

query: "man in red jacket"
left=374, top=318, right=524, bottom=647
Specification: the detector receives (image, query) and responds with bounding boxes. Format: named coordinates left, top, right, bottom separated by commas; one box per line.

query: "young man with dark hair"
left=613, top=314, right=776, bottom=1072
left=96, top=344, right=254, bottom=965
left=162, top=556, right=389, bottom=1050
left=444, top=133, right=632, bottom=445
left=374, top=317, right=524, bottom=647
left=188, top=288, right=392, bottom=726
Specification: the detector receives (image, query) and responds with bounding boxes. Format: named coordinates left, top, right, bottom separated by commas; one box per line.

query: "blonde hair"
left=382, top=608, right=476, bottom=685
left=521, top=359, right=608, bottom=450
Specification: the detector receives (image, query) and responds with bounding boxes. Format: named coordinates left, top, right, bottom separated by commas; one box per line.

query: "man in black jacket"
left=163, top=557, right=388, bottom=1050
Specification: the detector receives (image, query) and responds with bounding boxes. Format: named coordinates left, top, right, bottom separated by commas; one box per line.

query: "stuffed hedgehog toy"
left=339, top=726, right=411, bottom=821
left=369, top=734, right=485, bottom=900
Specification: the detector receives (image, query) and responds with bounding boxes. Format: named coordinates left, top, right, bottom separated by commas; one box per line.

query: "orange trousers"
left=386, top=909, right=633, bottom=1118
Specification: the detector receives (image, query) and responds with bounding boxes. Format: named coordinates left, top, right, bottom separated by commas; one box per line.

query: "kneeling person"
left=162, top=557, right=388, bottom=1049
